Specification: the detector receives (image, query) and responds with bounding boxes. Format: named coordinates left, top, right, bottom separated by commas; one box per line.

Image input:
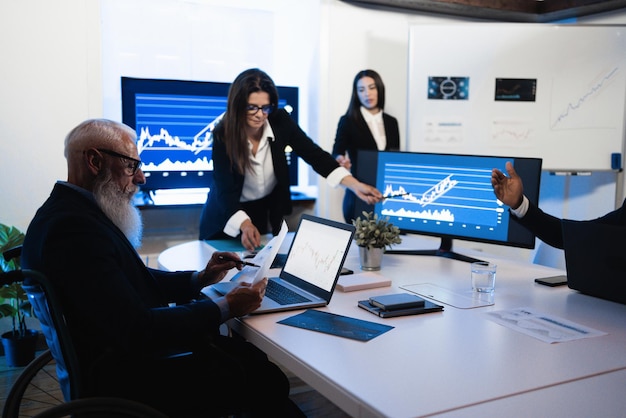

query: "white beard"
left=93, top=171, right=143, bottom=248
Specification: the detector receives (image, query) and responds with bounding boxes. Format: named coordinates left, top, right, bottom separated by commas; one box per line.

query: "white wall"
left=1, top=0, right=625, bottom=269
left=0, top=0, right=102, bottom=232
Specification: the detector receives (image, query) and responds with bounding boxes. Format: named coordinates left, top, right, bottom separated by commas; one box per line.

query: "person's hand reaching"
left=336, top=154, right=352, bottom=170
left=491, top=161, right=524, bottom=209
left=240, top=219, right=261, bottom=251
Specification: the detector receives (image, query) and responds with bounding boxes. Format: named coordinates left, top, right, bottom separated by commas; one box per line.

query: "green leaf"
left=0, top=304, right=17, bottom=318
left=0, top=223, right=25, bottom=272
left=0, top=224, right=29, bottom=331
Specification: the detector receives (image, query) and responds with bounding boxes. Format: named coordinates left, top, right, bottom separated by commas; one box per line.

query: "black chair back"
left=3, top=247, right=170, bottom=417
left=22, top=270, right=81, bottom=401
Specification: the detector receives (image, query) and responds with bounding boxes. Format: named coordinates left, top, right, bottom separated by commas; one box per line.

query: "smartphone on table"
left=534, top=275, right=567, bottom=287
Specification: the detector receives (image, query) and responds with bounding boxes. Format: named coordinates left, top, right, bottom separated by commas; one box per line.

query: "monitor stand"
left=384, top=237, right=484, bottom=264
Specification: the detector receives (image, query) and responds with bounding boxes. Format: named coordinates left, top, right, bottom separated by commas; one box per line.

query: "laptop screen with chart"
left=251, top=214, right=355, bottom=314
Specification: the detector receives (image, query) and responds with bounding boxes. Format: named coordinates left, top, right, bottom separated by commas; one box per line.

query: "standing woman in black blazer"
left=332, top=69, right=400, bottom=223
left=199, top=68, right=383, bottom=250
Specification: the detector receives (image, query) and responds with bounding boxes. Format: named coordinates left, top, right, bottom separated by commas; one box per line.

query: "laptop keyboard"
left=266, top=280, right=311, bottom=305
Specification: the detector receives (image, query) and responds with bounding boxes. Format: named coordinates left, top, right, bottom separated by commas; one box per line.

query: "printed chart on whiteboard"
left=407, top=24, right=626, bottom=171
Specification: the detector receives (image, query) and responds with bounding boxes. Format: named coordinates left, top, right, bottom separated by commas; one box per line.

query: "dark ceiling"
left=340, top=0, right=626, bottom=22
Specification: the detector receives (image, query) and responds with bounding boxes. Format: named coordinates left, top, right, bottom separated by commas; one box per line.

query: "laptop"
left=562, top=220, right=626, bottom=305
left=212, top=214, right=356, bottom=314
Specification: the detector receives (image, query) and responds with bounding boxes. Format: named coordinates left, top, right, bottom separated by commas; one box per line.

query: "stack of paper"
left=336, top=272, right=392, bottom=292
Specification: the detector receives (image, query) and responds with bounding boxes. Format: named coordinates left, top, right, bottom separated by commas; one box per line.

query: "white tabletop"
left=159, top=235, right=626, bottom=418
left=432, top=368, right=626, bottom=418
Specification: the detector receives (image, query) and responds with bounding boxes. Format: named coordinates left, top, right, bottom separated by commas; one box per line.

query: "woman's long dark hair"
left=346, top=69, right=386, bottom=123
left=217, top=68, right=279, bottom=175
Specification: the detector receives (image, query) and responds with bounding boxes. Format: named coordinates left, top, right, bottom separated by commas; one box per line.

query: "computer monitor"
left=121, top=76, right=300, bottom=195
left=356, top=150, right=543, bottom=263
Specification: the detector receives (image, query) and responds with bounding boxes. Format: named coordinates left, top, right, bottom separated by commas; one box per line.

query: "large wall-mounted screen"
left=121, top=77, right=299, bottom=196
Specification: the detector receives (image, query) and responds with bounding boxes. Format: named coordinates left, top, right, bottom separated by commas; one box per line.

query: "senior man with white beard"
left=21, top=119, right=305, bottom=418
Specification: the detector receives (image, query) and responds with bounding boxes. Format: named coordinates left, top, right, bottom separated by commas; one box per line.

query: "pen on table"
left=217, top=254, right=261, bottom=268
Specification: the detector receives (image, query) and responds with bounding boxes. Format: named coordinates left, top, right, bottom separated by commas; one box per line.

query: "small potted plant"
left=352, top=211, right=402, bottom=271
left=0, top=223, right=38, bottom=367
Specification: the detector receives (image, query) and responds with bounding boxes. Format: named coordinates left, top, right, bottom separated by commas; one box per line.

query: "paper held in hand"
left=231, top=221, right=288, bottom=284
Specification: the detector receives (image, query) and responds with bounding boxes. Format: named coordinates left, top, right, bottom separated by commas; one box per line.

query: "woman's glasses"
left=246, top=104, right=274, bottom=115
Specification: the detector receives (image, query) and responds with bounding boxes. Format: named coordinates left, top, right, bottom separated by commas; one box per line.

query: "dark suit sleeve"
left=514, top=201, right=565, bottom=249
left=149, top=268, right=201, bottom=303
left=199, top=133, right=245, bottom=239
left=332, top=115, right=350, bottom=157
left=514, top=198, right=626, bottom=250
left=271, top=109, right=339, bottom=177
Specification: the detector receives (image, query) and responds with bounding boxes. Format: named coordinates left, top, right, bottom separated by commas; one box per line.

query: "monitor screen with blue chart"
left=356, top=150, right=542, bottom=262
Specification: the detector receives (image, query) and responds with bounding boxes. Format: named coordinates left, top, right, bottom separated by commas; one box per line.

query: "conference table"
left=158, top=234, right=626, bottom=418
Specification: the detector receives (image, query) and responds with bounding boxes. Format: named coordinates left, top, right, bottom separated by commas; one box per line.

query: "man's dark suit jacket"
left=332, top=111, right=400, bottom=178
left=514, top=198, right=626, bottom=249
left=22, top=183, right=222, bottom=396
left=199, top=109, right=340, bottom=240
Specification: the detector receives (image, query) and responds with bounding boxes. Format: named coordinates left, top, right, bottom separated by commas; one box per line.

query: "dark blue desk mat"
left=278, top=309, right=394, bottom=341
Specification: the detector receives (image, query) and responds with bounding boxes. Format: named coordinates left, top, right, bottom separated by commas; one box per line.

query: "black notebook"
left=358, top=297, right=443, bottom=318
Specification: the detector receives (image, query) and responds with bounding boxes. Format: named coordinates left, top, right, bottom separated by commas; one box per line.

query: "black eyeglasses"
left=246, top=104, right=274, bottom=115
left=97, top=148, right=143, bottom=176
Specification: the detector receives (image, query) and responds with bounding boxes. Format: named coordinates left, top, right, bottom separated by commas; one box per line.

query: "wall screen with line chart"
left=357, top=150, right=542, bottom=263
left=121, top=77, right=300, bottom=196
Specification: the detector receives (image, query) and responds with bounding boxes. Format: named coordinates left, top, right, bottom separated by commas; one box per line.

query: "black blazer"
left=22, top=183, right=222, bottom=393
left=514, top=198, right=626, bottom=249
left=332, top=111, right=400, bottom=178
left=199, top=109, right=340, bottom=240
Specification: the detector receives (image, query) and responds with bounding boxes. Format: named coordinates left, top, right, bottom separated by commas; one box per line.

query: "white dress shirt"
left=224, top=120, right=351, bottom=237
left=510, top=195, right=530, bottom=218
left=360, top=106, right=386, bottom=150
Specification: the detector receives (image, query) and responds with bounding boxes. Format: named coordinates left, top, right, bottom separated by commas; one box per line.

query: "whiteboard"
left=407, top=24, right=626, bottom=171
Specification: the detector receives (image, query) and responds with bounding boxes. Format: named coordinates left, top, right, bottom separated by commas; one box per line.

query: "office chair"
left=1, top=247, right=168, bottom=418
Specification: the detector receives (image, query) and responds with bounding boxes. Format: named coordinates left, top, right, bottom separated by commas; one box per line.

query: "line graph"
left=289, top=241, right=345, bottom=275
left=550, top=65, right=620, bottom=130
left=135, top=93, right=223, bottom=172
left=378, top=161, right=502, bottom=228
left=283, top=221, right=353, bottom=291
left=494, top=78, right=536, bottom=102
left=382, top=173, right=458, bottom=208
left=491, top=120, right=534, bottom=146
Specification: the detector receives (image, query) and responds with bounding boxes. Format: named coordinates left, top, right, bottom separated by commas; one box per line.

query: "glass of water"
left=471, top=261, right=497, bottom=293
